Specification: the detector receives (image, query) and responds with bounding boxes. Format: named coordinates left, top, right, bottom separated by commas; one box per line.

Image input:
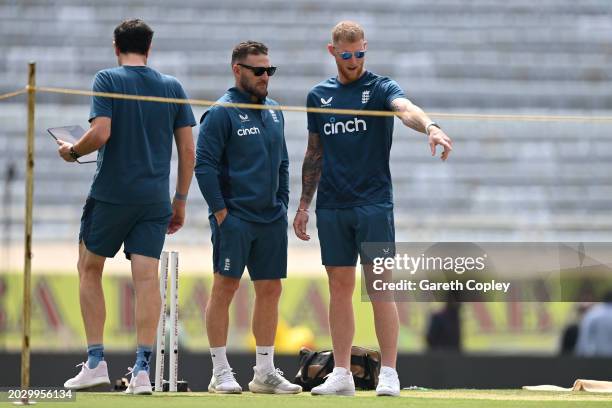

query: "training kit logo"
left=237, top=126, right=261, bottom=136
left=224, top=258, right=231, bottom=271
left=239, top=113, right=250, bottom=122
left=323, top=116, right=367, bottom=135
left=320, top=96, right=333, bottom=107
left=362, top=90, right=370, bottom=104
left=269, top=109, right=280, bottom=123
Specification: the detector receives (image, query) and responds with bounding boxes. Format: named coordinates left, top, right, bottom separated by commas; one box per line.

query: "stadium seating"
left=1, top=0, right=611, bottom=243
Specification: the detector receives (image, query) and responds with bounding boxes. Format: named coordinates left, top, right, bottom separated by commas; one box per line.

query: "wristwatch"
left=425, top=122, right=441, bottom=136
left=69, top=146, right=81, bottom=160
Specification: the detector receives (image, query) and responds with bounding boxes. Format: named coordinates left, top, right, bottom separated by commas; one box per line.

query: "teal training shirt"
left=88, top=66, right=196, bottom=204
left=195, top=87, right=289, bottom=223
left=306, top=71, right=405, bottom=209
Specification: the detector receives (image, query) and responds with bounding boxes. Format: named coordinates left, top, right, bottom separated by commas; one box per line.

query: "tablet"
left=47, top=125, right=97, bottom=164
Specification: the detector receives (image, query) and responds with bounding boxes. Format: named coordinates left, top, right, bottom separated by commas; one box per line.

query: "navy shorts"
left=210, top=213, right=288, bottom=280
left=79, top=197, right=172, bottom=259
left=316, top=202, right=395, bottom=266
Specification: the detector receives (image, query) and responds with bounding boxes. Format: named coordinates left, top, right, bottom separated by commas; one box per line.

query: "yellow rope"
left=0, top=88, right=27, bottom=101
left=8, top=85, right=611, bottom=123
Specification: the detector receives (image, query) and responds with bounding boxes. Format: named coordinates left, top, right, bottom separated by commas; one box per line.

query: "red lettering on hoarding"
left=35, top=278, right=63, bottom=330
left=537, top=304, right=552, bottom=331
left=290, top=282, right=329, bottom=334
left=471, top=303, right=494, bottom=332
left=508, top=302, right=523, bottom=332
left=234, top=281, right=251, bottom=329
left=192, top=280, right=209, bottom=314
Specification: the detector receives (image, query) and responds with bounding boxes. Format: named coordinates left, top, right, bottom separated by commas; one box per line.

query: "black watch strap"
left=69, top=146, right=81, bottom=160
left=425, top=122, right=441, bottom=136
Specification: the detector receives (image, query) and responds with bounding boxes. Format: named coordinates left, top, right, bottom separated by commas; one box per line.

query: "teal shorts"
left=209, top=213, right=288, bottom=280
left=316, top=202, right=395, bottom=266
left=79, top=197, right=172, bottom=259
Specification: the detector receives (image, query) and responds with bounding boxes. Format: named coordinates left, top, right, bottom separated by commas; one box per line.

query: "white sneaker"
left=376, top=366, right=400, bottom=397
left=124, top=368, right=152, bottom=395
left=311, top=368, right=355, bottom=396
left=64, top=361, right=111, bottom=390
left=248, top=367, right=302, bottom=394
left=208, top=367, right=242, bottom=394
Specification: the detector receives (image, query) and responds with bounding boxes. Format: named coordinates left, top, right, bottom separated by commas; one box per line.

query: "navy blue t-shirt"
left=195, top=87, right=289, bottom=223
left=88, top=66, right=196, bottom=204
left=306, top=71, right=405, bottom=208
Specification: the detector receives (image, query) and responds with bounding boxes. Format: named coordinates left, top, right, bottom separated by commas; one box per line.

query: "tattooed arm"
left=293, top=131, right=323, bottom=241
left=391, top=97, right=453, bottom=161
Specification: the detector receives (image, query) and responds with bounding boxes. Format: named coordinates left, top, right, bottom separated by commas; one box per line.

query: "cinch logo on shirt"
left=323, top=117, right=367, bottom=135
left=237, top=127, right=261, bottom=136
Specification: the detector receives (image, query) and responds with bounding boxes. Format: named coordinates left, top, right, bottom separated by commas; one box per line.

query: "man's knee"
left=78, top=258, right=103, bottom=281
left=327, top=268, right=355, bottom=298
left=130, top=254, right=160, bottom=283
left=78, top=244, right=105, bottom=280
left=211, top=274, right=240, bottom=301
left=254, top=280, right=282, bottom=300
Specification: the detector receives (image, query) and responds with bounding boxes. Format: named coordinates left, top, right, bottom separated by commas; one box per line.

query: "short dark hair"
left=113, top=19, right=154, bottom=55
left=231, top=41, right=268, bottom=65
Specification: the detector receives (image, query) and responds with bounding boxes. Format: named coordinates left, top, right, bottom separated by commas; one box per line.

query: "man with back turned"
left=58, top=19, right=196, bottom=395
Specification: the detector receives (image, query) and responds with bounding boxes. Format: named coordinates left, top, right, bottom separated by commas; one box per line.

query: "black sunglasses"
left=237, top=63, right=277, bottom=77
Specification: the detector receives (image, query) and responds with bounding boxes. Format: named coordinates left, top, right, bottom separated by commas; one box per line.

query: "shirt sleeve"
left=306, top=91, right=320, bottom=134
left=194, top=106, right=231, bottom=213
left=173, top=81, right=197, bottom=129
left=89, top=71, right=113, bottom=122
left=277, top=112, right=289, bottom=208
left=381, top=78, right=406, bottom=110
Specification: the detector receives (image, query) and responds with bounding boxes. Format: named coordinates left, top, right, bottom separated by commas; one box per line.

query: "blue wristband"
left=174, top=192, right=188, bottom=201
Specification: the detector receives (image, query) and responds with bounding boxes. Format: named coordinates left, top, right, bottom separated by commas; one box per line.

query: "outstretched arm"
left=390, top=97, right=453, bottom=161
left=293, top=131, right=323, bottom=241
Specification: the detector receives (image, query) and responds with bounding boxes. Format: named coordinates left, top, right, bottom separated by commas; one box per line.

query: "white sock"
left=255, top=345, right=275, bottom=373
left=380, top=366, right=397, bottom=375
left=332, top=366, right=350, bottom=376
left=210, top=346, right=230, bottom=373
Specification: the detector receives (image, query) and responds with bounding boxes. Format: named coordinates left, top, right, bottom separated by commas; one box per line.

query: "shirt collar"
left=335, top=70, right=370, bottom=88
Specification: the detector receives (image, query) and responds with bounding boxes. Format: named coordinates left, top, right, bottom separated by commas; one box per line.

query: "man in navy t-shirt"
left=293, top=21, right=453, bottom=397
left=57, top=19, right=196, bottom=395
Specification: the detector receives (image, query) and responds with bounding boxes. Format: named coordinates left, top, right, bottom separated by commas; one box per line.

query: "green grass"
left=8, top=390, right=612, bottom=408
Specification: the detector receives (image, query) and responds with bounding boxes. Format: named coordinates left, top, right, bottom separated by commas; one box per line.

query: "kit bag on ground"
left=293, top=346, right=381, bottom=390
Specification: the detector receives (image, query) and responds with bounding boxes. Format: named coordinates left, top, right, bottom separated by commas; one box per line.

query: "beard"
left=338, top=63, right=365, bottom=83
left=240, top=76, right=268, bottom=101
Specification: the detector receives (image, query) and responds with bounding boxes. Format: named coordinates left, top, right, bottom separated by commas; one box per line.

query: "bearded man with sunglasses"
left=195, top=41, right=300, bottom=395
left=293, top=21, right=453, bottom=396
